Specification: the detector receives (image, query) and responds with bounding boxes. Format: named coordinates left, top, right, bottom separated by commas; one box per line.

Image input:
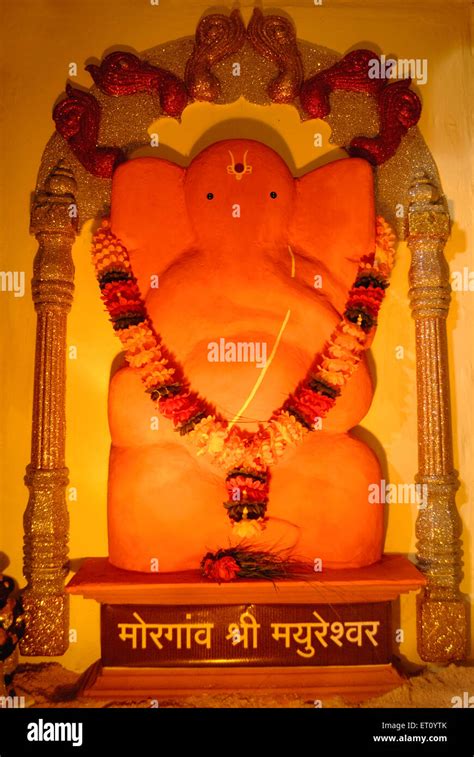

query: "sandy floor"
left=10, top=661, right=474, bottom=708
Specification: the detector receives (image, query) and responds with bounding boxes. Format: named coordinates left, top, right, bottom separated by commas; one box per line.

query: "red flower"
left=286, top=386, right=336, bottom=425
left=101, top=279, right=141, bottom=304
left=202, top=555, right=240, bottom=582
left=107, top=301, right=145, bottom=320
left=225, top=475, right=269, bottom=502
left=159, top=391, right=205, bottom=425
left=101, top=279, right=146, bottom=320
left=347, top=286, right=385, bottom=317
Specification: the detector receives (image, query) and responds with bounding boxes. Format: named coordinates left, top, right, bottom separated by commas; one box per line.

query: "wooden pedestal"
left=67, top=554, right=425, bottom=703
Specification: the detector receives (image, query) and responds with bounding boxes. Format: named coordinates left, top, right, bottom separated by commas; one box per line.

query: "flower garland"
left=92, top=216, right=395, bottom=536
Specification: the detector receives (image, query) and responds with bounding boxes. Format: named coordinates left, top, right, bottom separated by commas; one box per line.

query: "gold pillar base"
left=417, top=593, right=468, bottom=662
left=20, top=592, right=69, bottom=656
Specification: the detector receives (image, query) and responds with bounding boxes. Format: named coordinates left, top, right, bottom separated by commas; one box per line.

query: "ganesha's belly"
left=108, top=345, right=373, bottom=449
left=120, top=263, right=375, bottom=434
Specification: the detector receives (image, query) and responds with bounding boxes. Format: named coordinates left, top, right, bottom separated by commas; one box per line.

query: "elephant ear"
left=289, top=158, right=375, bottom=311
left=110, top=157, right=195, bottom=296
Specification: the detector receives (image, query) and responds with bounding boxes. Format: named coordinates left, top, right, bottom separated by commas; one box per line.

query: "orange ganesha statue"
left=98, top=138, right=391, bottom=572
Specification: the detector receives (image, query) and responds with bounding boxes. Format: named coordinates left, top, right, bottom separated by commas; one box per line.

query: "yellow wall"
left=0, top=0, right=472, bottom=671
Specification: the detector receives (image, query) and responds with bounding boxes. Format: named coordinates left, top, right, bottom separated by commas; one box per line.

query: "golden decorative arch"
left=21, top=8, right=467, bottom=663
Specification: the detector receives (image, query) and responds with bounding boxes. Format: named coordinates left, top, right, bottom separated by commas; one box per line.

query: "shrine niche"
left=21, top=7, right=467, bottom=699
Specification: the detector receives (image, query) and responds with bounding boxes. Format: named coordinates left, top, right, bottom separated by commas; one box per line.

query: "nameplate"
left=101, top=602, right=391, bottom=667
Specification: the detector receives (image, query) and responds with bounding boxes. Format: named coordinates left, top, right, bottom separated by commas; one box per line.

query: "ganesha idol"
left=92, top=138, right=395, bottom=573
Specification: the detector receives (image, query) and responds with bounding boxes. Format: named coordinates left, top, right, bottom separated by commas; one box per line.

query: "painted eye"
left=270, top=191, right=278, bottom=199
left=207, top=192, right=214, bottom=200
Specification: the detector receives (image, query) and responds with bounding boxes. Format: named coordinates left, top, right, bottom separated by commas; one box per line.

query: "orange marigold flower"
left=321, top=357, right=355, bottom=374
left=141, top=368, right=175, bottom=388
left=326, top=344, right=359, bottom=362
left=117, top=322, right=155, bottom=350
left=340, top=319, right=367, bottom=341
left=374, top=216, right=396, bottom=271
left=332, top=330, right=364, bottom=352
left=316, top=368, right=346, bottom=387
left=128, top=347, right=165, bottom=368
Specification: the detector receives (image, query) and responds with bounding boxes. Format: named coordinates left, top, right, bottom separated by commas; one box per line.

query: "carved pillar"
left=407, top=175, right=467, bottom=661
left=20, top=162, right=77, bottom=655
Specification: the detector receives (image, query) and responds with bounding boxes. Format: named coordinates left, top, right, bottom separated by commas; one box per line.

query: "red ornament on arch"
left=299, top=49, right=422, bottom=165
